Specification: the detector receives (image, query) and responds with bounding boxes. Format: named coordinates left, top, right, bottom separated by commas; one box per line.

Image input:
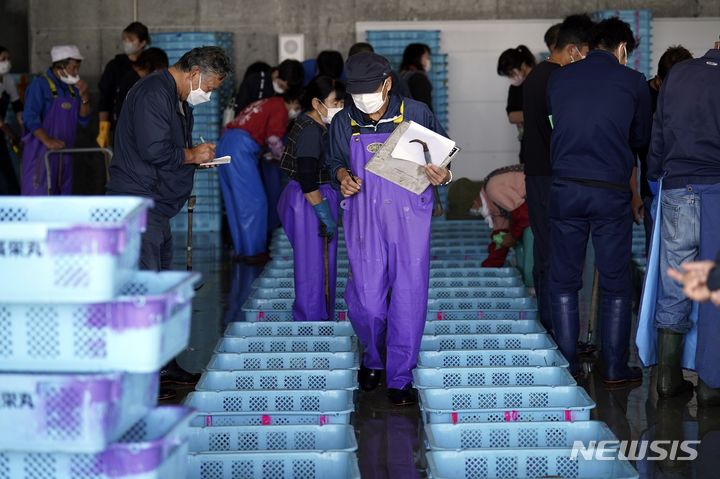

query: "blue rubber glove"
left=313, top=200, right=337, bottom=239
left=648, top=180, right=659, bottom=196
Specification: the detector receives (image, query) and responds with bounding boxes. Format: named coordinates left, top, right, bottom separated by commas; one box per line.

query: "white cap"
left=51, top=45, right=84, bottom=63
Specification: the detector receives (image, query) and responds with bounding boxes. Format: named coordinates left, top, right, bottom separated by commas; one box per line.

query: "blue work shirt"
left=22, top=68, right=91, bottom=134
left=647, top=49, right=720, bottom=189
left=327, top=93, right=447, bottom=189
left=106, top=70, right=195, bottom=219
left=547, top=50, right=652, bottom=186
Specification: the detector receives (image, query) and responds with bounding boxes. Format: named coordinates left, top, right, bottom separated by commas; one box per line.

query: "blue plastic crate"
left=429, top=310, right=538, bottom=321
left=413, top=366, right=575, bottom=389
left=223, top=321, right=355, bottom=337
left=0, top=406, right=193, bottom=479
left=196, top=369, right=357, bottom=391
left=188, top=424, right=357, bottom=453
left=241, top=298, right=349, bottom=322
left=423, top=320, right=544, bottom=335
left=187, top=451, right=360, bottom=479
left=429, top=265, right=517, bottom=275
left=252, top=276, right=351, bottom=290
left=426, top=449, right=638, bottom=478
left=0, top=372, right=158, bottom=453
left=427, top=277, right=523, bottom=288
left=248, top=287, right=346, bottom=300
left=424, top=420, right=618, bottom=450
left=421, top=333, right=556, bottom=352
left=429, top=287, right=529, bottom=299
left=419, top=386, right=596, bottom=424
left=214, top=336, right=355, bottom=354
left=184, top=390, right=354, bottom=426
left=0, top=271, right=199, bottom=373
left=418, top=349, right=569, bottom=368
left=426, top=297, right=536, bottom=311
left=206, top=352, right=359, bottom=371
left=0, top=196, right=150, bottom=302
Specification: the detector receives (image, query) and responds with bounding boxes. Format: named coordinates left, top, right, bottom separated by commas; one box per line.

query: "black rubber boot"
left=387, top=386, right=417, bottom=406
left=697, top=378, right=720, bottom=408
left=358, top=365, right=382, bottom=392
left=160, top=359, right=201, bottom=385
left=600, top=296, right=642, bottom=385
left=551, top=293, right=580, bottom=375
left=656, top=329, right=694, bottom=398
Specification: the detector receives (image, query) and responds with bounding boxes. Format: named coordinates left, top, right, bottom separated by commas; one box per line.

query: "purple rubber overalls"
left=343, top=104, right=433, bottom=389
left=277, top=181, right=339, bottom=321
left=21, top=74, right=79, bottom=195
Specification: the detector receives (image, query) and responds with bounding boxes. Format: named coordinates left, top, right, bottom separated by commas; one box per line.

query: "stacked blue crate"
left=151, top=32, right=234, bottom=233
left=593, top=9, right=652, bottom=79
left=0, top=197, right=198, bottom=478
left=366, top=30, right=450, bottom=132
left=185, top=313, right=360, bottom=477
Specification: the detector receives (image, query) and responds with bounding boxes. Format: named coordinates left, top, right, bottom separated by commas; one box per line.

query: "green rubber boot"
left=697, top=379, right=720, bottom=408
left=656, top=329, right=694, bottom=398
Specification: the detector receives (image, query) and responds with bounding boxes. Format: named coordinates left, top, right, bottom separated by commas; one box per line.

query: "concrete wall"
left=25, top=0, right=720, bottom=88
left=1, top=0, right=30, bottom=72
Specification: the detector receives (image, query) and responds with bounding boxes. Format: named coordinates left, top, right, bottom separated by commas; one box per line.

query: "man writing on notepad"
left=107, top=46, right=231, bottom=271
left=327, top=52, right=451, bottom=406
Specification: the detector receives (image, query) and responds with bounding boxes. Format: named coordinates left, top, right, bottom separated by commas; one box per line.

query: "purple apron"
left=342, top=116, right=433, bottom=389
left=277, top=180, right=339, bottom=321
left=21, top=74, right=79, bottom=195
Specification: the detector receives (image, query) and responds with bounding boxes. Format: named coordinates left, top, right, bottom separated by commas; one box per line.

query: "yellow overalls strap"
left=350, top=101, right=405, bottom=135
left=43, top=73, right=76, bottom=98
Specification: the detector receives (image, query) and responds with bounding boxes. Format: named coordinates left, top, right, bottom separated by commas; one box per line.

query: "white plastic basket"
left=0, top=371, right=158, bottom=453
left=0, top=196, right=151, bottom=301
left=0, top=271, right=199, bottom=372
left=0, top=406, right=193, bottom=479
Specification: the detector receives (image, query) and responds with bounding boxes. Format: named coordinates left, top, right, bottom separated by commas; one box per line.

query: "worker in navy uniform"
left=546, top=17, right=651, bottom=382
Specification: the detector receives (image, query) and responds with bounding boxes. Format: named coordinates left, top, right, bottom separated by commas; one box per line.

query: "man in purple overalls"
left=328, top=53, right=451, bottom=406
left=22, top=45, right=91, bottom=195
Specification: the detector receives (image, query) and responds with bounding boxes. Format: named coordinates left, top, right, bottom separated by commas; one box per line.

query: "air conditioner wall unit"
left=278, top=34, right=305, bottom=62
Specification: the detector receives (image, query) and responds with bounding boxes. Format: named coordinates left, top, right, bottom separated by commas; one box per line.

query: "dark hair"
left=51, top=59, right=72, bottom=70
left=590, top=17, right=637, bottom=54
left=175, top=46, right=232, bottom=79
left=400, top=43, right=431, bottom=72
left=136, top=47, right=169, bottom=72
left=348, top=42, right=374, bottom=57
left=544, top=23, right=562, bottom=50
left=316, top=50, right=344, bottom=79
left=0, top=45, right=7, bottom=56
left=657, top=45, right=692, bottom=80
left=123, top=22, right=150, bottom=45
left=555, top=14, right=595, bottom=50
left=300, top=76, right=346, bottom=112
left=282, top=88, right=304, bottom=104
left=243, top=61, right=272, bottom=79
left=497, top=45, right=535, bottom=76
left=276, top=59, right=305, bottom=89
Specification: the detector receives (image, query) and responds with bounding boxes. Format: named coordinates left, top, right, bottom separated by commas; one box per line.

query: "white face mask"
left=508, top=74, right=524, bottom=87
left=273, top=79, right=285, bottom=94
left=0, top=60, right=10, bottom=75
left=123, top=41, right=140, bottom=55
left=288, top=108, right=301, bottom=120
left=187, top=73, right=212, bottom=106
left=60, top=69, right=80, bottom=85
left=321, top=103, right=342, bottom=124
left=423, top=60, right=432, bottom=72
left=352, top=79, right=388, bottom=115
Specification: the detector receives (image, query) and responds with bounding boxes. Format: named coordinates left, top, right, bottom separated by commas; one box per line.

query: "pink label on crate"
left=504, top=410, right=519, bottom=422
left=451, top=412, right=458, bottom=425
left=565, top=410, right=573, bottom=422
left=258, top=311, right=265, bottom=321
left=339, top=312, right=346, bottom=321
left=205, top=415, right=212, bottom=427
left=319, top=415, right=328, bottom=425
left=437, top=312, right=444, bottom=320
left=262, top=415, right=272, bottom=425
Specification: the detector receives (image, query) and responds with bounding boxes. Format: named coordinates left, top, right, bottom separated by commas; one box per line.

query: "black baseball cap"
left=345, top=52, right=391, bottom=94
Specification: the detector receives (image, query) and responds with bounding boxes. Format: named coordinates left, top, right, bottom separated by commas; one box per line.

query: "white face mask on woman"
left=351, top=79, right=388, bottom=115
left=123, top=41, right=141, bottom=55
left=0, top=60, right=10, bottom=75
left=187, top=73, right=212, bottom=106
left=273, top=79, right=285, bottom=94
left=321, top=102, right=342, bottom=124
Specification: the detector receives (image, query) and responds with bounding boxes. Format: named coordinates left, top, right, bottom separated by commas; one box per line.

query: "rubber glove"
left=492, top=231, right=508, bottom=249
left=313, top=199, right=337, bottom=239
left=96, top=120, right=111, bottom=148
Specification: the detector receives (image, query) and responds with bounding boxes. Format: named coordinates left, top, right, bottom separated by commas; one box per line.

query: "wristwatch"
left=440, top=168, right=453, bottom=186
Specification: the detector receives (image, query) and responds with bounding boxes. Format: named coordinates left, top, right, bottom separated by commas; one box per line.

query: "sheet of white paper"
left=391, top=121, right=456, bottom=167
left=199, top=155, right=232, bottom=168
